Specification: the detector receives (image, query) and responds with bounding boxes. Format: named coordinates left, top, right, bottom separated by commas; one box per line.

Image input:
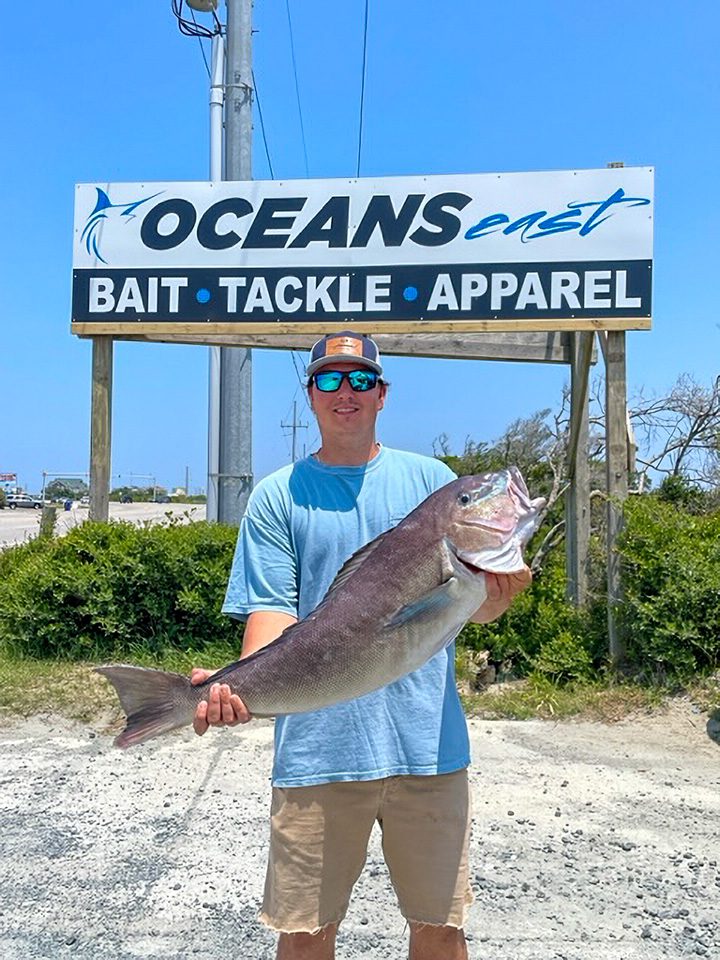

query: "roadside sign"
left=72, top=166, right=653, bottom=335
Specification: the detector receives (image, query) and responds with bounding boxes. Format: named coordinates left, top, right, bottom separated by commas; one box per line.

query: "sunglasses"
left=312, top=369, right=381, bottom=393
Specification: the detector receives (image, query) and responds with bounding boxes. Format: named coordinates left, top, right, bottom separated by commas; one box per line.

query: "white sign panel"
left=72, top=167, right=653, bottom=330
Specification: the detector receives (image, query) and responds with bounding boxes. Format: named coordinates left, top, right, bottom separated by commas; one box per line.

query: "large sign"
left=72, top=167, right=653, bottom=334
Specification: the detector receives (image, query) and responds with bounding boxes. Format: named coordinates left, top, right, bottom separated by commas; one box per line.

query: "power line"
left=290, top=350, right=308, bottom=393
left=356, top=0, right=370, bottom=177
left=284, top=0, right=310, bottom=176
left=253, top=69, right=275, bottom=178
left=190, top=9, right=212, bottom=78
left=171, top=0, right=221, bottom=39
left=171, top=1, right=222, bottom=77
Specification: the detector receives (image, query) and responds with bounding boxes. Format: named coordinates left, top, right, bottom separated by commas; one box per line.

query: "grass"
left=0, top=644, right=717, bottom=728
left=0, top=640, right=240, bottom=725
left=461, top=675, right=669, bottom=722
left=685, top=672, right=720, bottom=713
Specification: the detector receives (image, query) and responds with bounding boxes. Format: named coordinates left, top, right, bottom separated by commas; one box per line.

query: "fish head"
left=442, top=468, right=546, bottom=576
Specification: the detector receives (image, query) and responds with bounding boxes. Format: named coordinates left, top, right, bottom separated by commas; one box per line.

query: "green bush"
left=616, top=496, right=720, bottom=680
left=0, top=520, right=241, bottom=660
left=531, top=629, right=594, bottom=683
left=457, top=555, right=599, bottom=680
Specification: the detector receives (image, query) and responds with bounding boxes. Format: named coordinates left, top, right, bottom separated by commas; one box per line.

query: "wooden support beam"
left=77, top=332, right=597, bottom=365
left=89, top=337, right=113, bottom=522
left=565, top=332, right=593, bottom=606
left=72, top=318, right=651, bottom=339
left=605, top=331, right=629, bottom=668
left=566, top=332, right=594, bottom=479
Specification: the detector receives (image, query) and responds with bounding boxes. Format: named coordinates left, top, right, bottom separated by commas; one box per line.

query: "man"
left=192, top=331, right=531, bottom=960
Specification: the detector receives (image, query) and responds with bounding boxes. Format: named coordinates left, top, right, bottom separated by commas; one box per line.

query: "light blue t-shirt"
left=222, top=445, right=471, bottom=787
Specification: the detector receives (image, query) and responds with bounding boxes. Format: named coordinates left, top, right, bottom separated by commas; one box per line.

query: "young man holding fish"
left=192, top=331, right=531, bottom=960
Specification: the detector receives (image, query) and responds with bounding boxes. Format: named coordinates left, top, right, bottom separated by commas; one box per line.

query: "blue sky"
left=1, top=1, right=717, bottom=494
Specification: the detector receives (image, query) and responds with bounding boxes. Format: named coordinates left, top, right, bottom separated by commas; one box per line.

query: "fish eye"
left=458, top=493, right=471, bottom=505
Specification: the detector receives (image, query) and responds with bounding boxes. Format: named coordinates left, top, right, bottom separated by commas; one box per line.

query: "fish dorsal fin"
left=323, top=527, right=393, bottom=598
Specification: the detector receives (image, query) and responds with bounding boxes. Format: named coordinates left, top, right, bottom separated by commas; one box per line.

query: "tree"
left=629, top=374, right=720, bottom=488
left=434, top=372, right=720, bottom=576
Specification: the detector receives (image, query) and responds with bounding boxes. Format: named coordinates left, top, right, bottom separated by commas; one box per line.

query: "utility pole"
left=281, top=401, right=308, bottom=462
left=206, top=29, right=224, bottom=523
left=217, top=0, right=253, bottom=525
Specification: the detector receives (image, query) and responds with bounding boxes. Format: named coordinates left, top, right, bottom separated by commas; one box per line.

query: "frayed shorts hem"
left=404, top=916, right=467, bottom=930
left=258, top=912, right=342, bottom=936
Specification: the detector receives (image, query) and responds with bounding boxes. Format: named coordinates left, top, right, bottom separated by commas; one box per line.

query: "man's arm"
left=191, top=610, right=298, bottom=735
left=469, top=567, right=532, bottom=624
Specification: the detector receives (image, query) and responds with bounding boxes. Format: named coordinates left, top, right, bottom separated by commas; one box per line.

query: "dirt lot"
left=0, top=501, right=206, bottom=548
left=1, top=703, right=718, bottom=959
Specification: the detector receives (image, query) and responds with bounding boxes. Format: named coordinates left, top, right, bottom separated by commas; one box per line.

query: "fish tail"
left=95, top=664, right=194, bottom=749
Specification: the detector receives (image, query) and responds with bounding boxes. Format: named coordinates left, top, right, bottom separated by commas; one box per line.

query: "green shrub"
left=656, top=475, right=711, bottom=514
left=531, top=629, right=594, bottom=683
left=616, top=496, right=720, bottom=680
left=0, top=520, right=241, bottom=660
left=456, top=555, right=599, bottom=680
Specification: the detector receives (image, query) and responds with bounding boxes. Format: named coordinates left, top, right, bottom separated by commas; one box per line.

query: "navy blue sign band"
left=72, top=260, right=651, bottom=324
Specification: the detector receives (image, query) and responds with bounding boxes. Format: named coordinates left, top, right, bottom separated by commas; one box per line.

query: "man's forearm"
left=241, top=610, right=298, bottom=659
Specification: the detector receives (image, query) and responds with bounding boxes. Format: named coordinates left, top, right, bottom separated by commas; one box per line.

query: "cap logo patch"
left=326, top=336, right=362, bottom=357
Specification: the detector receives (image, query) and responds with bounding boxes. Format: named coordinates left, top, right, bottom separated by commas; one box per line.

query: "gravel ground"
left=0, top=705, right=719, bottom=960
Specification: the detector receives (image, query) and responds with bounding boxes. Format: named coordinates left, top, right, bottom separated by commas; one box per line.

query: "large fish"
left=97, top=468, right=544, bottom=748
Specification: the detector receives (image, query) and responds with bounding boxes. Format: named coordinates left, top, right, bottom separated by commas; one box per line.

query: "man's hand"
left=470, top=566, right=532, bottom=624
left=190, top=668, right=251, bottom=736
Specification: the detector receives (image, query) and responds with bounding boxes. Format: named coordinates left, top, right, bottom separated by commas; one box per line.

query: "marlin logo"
left=81, top=188, right=162, bottom=264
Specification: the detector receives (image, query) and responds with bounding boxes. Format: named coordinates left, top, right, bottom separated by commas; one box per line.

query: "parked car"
left=6, top=494, right=44, bottom=510
left=120, top=494, right=134, bottom=504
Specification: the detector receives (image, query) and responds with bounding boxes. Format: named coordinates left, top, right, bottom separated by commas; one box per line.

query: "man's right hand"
left=190, top=668, right=251, bottom=736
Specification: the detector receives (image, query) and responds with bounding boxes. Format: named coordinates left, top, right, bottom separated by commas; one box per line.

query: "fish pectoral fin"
left=384, top=580, right=457, bottom=629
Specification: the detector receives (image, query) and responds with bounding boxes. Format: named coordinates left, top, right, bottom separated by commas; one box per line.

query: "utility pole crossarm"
left=281, top=400, right=309, bottom=462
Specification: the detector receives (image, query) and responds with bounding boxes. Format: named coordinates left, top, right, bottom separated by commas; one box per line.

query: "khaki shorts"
left=260, top=768, right=473, bottom=934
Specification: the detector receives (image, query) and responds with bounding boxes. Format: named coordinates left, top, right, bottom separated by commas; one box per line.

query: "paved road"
left=0, top=501, right=207, bottom=548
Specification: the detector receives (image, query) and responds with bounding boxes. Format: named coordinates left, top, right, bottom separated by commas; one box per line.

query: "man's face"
left=308, top=361, right=387, bottom=439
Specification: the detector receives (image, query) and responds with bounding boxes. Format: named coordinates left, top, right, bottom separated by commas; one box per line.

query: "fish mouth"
left=463, top=512, right=517, bottom=536
left=448, top=540, right=488, bottom=578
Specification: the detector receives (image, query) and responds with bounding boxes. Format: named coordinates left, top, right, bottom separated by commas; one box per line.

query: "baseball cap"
left=306, top=330, right=383, bottom=378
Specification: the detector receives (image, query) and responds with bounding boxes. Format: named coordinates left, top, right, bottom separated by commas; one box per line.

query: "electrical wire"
left=284, top=0, right=310, bottom=176
left=253, top=70, right=275, bottom=178
left=291, top=350, right=309, bottom=394
left=189, top=8, right=212, bottom=78
left=171, top=0, right=222, bottom=39
left=356, top=0, right=370, bottom=177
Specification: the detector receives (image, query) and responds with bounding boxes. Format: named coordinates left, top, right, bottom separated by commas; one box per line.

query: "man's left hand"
left=470, top=566, right=532, bottom=624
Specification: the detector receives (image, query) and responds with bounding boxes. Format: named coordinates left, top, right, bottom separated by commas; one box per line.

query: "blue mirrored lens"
left=314, top=371, right=343, bottom=391
left=314, top=371, right=378, bottom=392
left=347, top=371, right=377, bottom=390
